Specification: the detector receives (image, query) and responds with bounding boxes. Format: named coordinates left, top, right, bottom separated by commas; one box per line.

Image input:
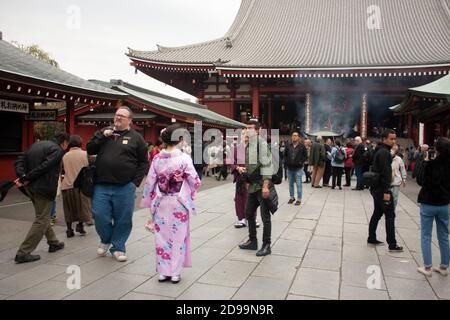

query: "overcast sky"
left=0, top=0, right=241, bottom=100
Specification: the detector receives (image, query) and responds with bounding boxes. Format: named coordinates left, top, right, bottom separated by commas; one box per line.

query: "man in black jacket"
left=14, top=132, right=70, bottom=263
left=323, top=139, right=333, bottom=187
left=284, top=130, right=307, bottom=206
left=87, top=106, right=149, bottom=262
left=352, top=136, right=365, bottom=190
left=367, top=129, right=403, bottom=252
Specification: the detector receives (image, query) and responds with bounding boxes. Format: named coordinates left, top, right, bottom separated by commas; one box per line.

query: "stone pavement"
left=0, top=179, right=448, bottom=300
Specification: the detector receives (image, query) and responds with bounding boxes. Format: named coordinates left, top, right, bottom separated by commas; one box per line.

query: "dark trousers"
left=245, top=190, right=271, bottom=245
left=368, top=191, right=397, bottom=247
left=323, top=162, right=332, bottom=185
left=303, top=164, right=311, bottom=182
left=332, top=167, right=343, bottom=188
left=344, top=167, right=352, bottom=186
left=355, top=165, right=364, bottom=189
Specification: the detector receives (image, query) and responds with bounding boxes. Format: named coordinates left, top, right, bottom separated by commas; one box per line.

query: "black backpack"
left=74, top=165, right=96, bottom=198
left=363, top=147, right=373, bottom=164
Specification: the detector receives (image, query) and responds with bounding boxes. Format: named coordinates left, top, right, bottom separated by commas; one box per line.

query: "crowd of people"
left=9, top=107, right=449, bottom=283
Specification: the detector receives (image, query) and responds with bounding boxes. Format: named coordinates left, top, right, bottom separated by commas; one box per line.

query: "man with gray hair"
left=310, top=136, right=326, bottom=188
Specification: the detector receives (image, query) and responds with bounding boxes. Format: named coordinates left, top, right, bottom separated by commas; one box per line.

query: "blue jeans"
left=391, top=185, right=400, bottom=210
left=92, top=183, right=136, bottom=253
left=420, top=204, right=449, bottom=268
left=287, top=168, right=303, bottom=200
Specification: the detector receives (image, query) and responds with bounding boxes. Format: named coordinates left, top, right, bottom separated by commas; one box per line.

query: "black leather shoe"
left=389, top=245, right=404, bottom=253
left=256, top=244, right=272, bottom=257
left=239, top=239, right=258, bottom=250
left=49, top=242, right=65, bottom=253
left=66, top=229, right=75, bottom=238
left=76, top=223, right=86, bottom=236
left=367, top=240, right=384, bottom=246
left=288, top=198, right=295, bottom=204
left=15, top=254, right=41, bottom=264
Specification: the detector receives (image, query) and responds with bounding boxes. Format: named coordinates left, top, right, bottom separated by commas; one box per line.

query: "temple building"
left=127, top=0, right=450, bottom=138
left=392, top=74, right=450, bottom=146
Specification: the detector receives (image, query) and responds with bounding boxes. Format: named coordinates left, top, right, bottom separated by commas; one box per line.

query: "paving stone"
left=65, top=272, right=149, bottom=300
left=385, top=276, right=437, bottom=300
left=280, top=228, right=313, bottom=242
left=120, top=292, right=174, bottom=300
left=118, top=254, right=156, bottom=277
left=340, top=285, right=389, bottom=300
left=252, top=255, right=300, bottom=280
left=428, top=272, right=450, bottom=300
left=198, top=260, right=257, bottom=288
left=271, top=239, right=307, bottom=258
left=289, top=219, right=317, bottom=231
left=341, top=261, right=387, bottom=290
left=286, top=294, right=329, bottom=300
left=178, top=283, right=237, bottom=300
left=7, top=280, right=73, bottom=300
left=379, top=256, right=424, bottom=281
left=0, top=264, right=66, bottom=295
left=314, top=225, right=342, bottom=238
left=308, top=236, right=342, bottom=252
left=301, top=249, right=341, bottom=271
left=232, top=276, right=291, bottom=300
left=290, top=268, right=340, bottom=300
left=342, top=244, right=379, bottom=264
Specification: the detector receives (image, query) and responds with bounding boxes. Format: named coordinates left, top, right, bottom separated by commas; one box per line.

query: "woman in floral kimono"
left=141, top=125, right=201, bottom=284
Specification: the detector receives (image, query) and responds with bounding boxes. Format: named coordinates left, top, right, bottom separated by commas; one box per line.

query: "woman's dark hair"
left=346, top=142, right=353, bottom=148
left=161, top=124, right=182, bottom=146
left=68, top=135, right=83, bottom=148
left=435, top=137, right=450, bottom=157
left=155, top=138, right=163, bottom=147
left=335, top=140, right=341, bottom=147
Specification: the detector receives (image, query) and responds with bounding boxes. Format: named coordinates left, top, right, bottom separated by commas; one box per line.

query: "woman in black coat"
left=416, top=137, right=450, bottom=277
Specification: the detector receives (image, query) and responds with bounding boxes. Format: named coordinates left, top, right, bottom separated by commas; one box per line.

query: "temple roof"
left=128, top=0, right=450, bottom=72
left=92, top=80, right=245, bottom=128
left=0, top=40, right=126, bottom=99
left=392, top=74, right=450, bottom=114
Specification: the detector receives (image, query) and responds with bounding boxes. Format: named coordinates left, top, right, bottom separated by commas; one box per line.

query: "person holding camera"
left=367, top=129, right=403, bottom=252
left=238, top=120, right=273, bottom=257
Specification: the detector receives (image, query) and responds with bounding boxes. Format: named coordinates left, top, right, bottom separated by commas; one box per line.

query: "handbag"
left=74, top=165, right=96, bottom=198
left=363, top=169, right=379, bottom=189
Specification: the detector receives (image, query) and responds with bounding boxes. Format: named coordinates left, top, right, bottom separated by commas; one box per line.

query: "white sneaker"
left=171, top=275, right=181, bottom=283
left=112, top=251, right=127, bottom=262
left=158, top=274, right=170, bottom=282
left=417, top=267, right=432, bottom=277
left=433, top=267, right=448, bottom=276
left=234, top=219, right=247, bottom=228
left=97, top=243, right=111, bottom=257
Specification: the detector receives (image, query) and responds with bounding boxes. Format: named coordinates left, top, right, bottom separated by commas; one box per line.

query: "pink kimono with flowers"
left=141, top=149, right=201, bottom=277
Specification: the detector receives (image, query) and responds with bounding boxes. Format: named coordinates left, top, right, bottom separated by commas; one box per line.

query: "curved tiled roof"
left=128, top=0, right=450, bottom=71
left=0, top=40, right=127, bottom=98
left=91, top=80, right=245, bottom=128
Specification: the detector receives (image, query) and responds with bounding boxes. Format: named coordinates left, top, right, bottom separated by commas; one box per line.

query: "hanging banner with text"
left=0, top=99, right=29, bottom=114
left=25, top=109, right=58, bottom=121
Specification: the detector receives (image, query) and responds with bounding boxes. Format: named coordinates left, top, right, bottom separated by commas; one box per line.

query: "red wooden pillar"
left=66, top=100, right=75, bottom=135
left=267, top=97, right=273, bottom=129
left=407, top=114, right=413, bottom=139
left=252, top=81, right=260, bottom=120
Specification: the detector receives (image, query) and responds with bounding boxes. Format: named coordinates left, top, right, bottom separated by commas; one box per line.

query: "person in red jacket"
left=344, top=142, right=354, bottom=187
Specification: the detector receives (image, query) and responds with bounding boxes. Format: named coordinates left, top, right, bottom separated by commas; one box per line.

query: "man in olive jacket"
left=14, top=132, right=70, bottom=263
left=310, top=136, right=326, bottom=188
